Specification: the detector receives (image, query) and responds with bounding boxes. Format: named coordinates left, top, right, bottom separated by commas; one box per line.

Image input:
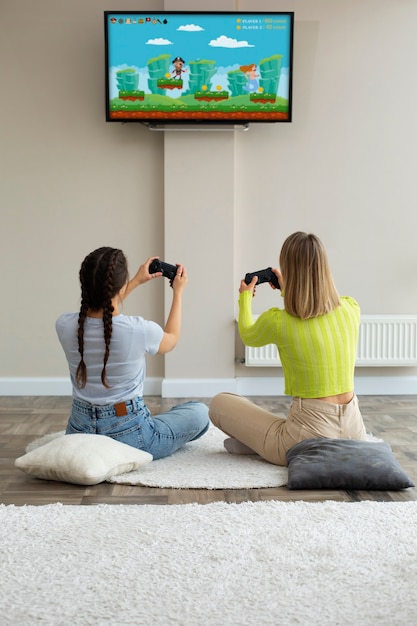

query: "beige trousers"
left=209, top=393, right=367, bottom=466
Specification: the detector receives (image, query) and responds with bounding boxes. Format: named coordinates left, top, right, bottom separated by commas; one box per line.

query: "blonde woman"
left=209, top=232, right=367, bottom=466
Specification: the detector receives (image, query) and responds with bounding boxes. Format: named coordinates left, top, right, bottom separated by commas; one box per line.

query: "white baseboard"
left=163, top=376, right=417, bottom=397
left=236, top=377, right=285, bottom=396
left=161, top=378, right=237, bottom=398
left=235, top=376, right=417, bottom=396
left=0, top=378, right=73, bottom=396
left=0, top=377, right=163, bottom=397
left=0, top=375, right=416, bottom=397
left=353, top=376, right=417, bottom=395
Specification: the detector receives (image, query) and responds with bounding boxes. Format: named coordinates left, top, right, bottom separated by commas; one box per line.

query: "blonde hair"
left=279, top=232, right=341, bottom=319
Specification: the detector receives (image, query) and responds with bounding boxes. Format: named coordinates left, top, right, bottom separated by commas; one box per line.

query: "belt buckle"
left=114, top=402, right=128, bottom=417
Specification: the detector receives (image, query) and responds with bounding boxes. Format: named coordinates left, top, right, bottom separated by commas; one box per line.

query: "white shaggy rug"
left=27, top=428, right=381, bottom=489
left=111, top=425, right=289, bottom=488
left=1, top=500, right=416, bottom=626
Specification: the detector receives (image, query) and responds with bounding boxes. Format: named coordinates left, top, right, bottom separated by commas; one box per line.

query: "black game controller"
left=149, top=259, right=178, bottom=281
left=244, top=267, right=280, bottom=290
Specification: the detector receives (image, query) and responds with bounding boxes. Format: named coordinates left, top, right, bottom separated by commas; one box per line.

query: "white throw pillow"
left=15, top=434, right=152, bottom=485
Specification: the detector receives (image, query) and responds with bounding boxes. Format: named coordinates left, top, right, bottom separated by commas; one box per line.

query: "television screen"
left=104, top=11, right=294, bottom=125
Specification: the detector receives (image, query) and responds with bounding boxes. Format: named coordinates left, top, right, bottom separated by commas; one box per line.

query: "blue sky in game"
left=106, top=12, right=292, bottom=99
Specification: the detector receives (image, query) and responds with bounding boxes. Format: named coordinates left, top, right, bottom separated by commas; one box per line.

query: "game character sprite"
left=240, top=64, right=260, bottom=93
left=172, top=56, right=187, bottom=80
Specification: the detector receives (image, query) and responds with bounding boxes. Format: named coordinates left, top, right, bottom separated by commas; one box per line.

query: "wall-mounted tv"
left=104, top=11, right=294, bottom=125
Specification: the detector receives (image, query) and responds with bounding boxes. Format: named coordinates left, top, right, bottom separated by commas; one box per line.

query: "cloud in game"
left=146, top=38, right=173, bottom=46
left=209, top=35, right=254, bottom=48
left=177, top=24, right=204, bottom=32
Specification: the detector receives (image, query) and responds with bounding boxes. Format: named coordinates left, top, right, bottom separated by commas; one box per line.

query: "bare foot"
left=223, top=437, right=258, bottom=455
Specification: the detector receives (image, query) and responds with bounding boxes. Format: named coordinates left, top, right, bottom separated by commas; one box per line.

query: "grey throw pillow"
left=286, top=438, right=414, bottom=491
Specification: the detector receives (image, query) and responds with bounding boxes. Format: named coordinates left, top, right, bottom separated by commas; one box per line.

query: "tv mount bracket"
left=139, top=123, right=250, bottom=132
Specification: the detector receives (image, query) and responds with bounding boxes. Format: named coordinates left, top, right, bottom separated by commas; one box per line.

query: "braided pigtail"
left=101, top=250, right=118, bottom=388
left=75, top=259, right=90, bottom=388
left=75, top=301, right=89, bottom=388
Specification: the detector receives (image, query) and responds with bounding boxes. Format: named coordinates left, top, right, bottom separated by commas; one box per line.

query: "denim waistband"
left=72, top=397, right=144, bottom=419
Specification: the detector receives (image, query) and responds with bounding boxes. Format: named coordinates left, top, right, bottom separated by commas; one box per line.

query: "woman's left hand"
left=270, top=268, right=283, bottom=290
left=171, top=264, right=188, bottom=292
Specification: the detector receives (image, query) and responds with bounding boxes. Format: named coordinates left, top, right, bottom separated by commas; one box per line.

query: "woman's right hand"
left=239, top=276, right=257, bottom=296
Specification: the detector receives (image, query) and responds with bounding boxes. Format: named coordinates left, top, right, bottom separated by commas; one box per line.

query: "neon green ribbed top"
left=238, top=291, right=360, bottom=398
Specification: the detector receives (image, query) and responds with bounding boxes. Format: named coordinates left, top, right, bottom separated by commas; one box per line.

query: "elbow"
left=163, top=341, right=177, bottom=354
left=157, top=333, right=179, bottom=355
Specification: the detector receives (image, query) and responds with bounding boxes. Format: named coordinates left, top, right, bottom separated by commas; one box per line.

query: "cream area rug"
left=113, top=425, right=289, bottom=488
left=1, top=500, right=416, bottom=626
left=27, top=427, right=381, bottom=489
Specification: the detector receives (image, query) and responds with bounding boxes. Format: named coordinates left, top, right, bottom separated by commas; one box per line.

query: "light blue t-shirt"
left=56, top=313, right=163, bottom=405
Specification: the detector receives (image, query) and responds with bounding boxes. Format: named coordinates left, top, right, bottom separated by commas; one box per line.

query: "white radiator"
left=245, top=315, right=417, bottom=367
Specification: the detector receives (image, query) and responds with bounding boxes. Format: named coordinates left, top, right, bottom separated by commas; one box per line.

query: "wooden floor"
left=1, top=395, right=416, bottom=506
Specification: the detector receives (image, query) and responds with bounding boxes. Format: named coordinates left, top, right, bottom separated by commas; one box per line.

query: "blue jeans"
left=66, top=397, right=210, bottom=460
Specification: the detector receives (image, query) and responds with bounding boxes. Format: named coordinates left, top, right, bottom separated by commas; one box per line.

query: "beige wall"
left=1, top=0, right=416, bottom=396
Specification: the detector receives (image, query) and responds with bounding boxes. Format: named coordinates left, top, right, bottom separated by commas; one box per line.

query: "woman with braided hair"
left=56, top=247, right=209, bottom=459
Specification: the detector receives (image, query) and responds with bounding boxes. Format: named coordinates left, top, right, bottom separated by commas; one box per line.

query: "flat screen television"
left=104, top=11, right=294, bottom=125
